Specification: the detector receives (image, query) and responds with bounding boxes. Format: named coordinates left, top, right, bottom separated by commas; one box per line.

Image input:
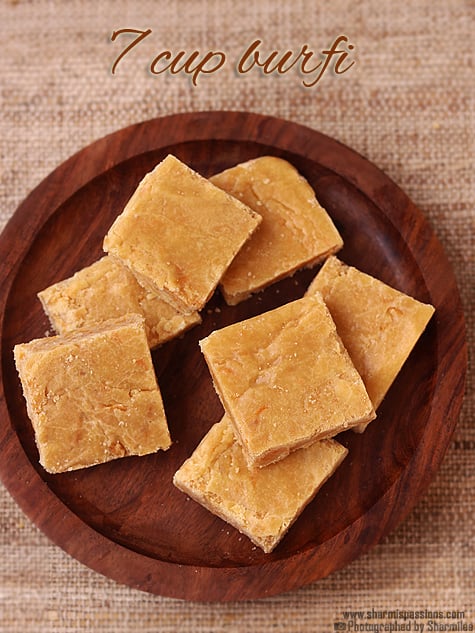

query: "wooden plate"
left=0, top=111, right=467, bottom=602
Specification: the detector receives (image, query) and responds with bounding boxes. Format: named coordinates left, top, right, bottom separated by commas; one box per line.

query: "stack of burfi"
left=14, top=151, right=435, bottom=554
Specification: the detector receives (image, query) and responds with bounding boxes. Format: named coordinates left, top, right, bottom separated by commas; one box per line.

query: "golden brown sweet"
left=210, top=156, right=343, bottom=305
left=13, top=314, right=171, bottom=473
left=173, top=415, right=348, bottom=553
left=199, top=294, right=375, bottom=468
left=103, top=154, right=261, bottom=314
left=38, top=256, right=201, bottom=349
left=306, top=256, right=435, bottom=429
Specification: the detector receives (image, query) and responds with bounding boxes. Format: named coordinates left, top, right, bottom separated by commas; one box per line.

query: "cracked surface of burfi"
left=14, top=314, right=171, bottom=473
left=103, top=154, right=261, bottom=314
left=174, top=415, right=348, bottom=553
left=210, top=156, right=343, bottom=305
left=38, top=256, right=201, bottom=348
left=199, top=294, right=375, bottom=468
left=306, top=256, right=435, bottom=429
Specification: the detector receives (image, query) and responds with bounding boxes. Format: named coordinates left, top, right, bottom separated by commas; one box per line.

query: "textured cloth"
left=0, top=1, right=474, bottom=631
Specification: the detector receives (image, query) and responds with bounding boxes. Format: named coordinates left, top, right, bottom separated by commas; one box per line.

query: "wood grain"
left=0, top=111, right=467, bottom=601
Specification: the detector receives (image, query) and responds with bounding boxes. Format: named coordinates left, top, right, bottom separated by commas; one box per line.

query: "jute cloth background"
left=1, top=1, right=473, bottom=631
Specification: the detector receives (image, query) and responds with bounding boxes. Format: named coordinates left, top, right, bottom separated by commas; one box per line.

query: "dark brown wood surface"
left=0, top=111, right=467, bottom=601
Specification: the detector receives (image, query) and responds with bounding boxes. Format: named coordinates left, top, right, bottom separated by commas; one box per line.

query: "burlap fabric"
left=1, top=1, right=473, bottom=631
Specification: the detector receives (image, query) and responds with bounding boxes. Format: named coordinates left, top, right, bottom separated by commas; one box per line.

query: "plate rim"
left=0, top=110, right=467, bottom=601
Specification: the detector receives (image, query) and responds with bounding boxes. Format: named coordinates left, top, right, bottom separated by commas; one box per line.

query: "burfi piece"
left=38, top=256, right=201, bottom=349
left=306, top=256, right=435, bottom=428
left=210, top=156, right=343, bottom=305
left=174, top=415, right=348, bottom=553
left=13, top=314, right=171, bottom=473
left=199, top=294, right=375, bottom=468
left=103, top=154, right=261, bottom=314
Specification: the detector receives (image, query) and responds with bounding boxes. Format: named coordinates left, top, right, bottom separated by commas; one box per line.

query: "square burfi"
left=13, top=314, right=171, bottom=473
left=306, top=256, right=435, bottom=429
left=210, top=156, right=343, bottom=305
left=103, top=154, right=261, bottom=314
left=173, top=415, right=348, bottom=553
left=199, top=294, right=375, bottom=468
left=38, top=256, right=201, bottom=349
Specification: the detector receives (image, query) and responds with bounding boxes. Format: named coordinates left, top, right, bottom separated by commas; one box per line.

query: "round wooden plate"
left=0, top=111, right=467, bottom=602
